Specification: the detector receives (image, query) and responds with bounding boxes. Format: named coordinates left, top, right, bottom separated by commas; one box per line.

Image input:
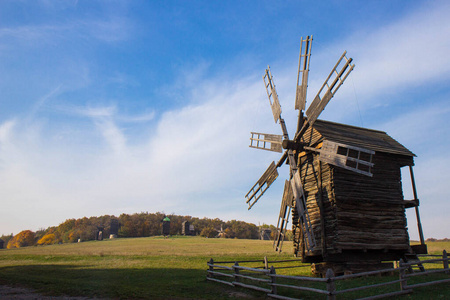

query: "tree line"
left=0, top=212, right=280, bottom=249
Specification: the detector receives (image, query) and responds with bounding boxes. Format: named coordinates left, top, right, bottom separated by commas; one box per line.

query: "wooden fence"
left=206, top=250, right=449, bottom=299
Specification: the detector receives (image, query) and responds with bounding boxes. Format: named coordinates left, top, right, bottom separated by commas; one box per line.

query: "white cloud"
left=82, top=106, right=116, bottom=118
left=0, top=14, right=131, bottom=50
left=350, top=1, right=449, bottom=100
left=0, top=120, right=15, bottom=143
left=0, top=71, right=282, bottom=234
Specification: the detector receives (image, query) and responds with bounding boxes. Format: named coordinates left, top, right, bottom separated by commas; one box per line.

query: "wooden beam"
left=409, top=166, right=425, bottom=245
left=317, top=161, right=327, bottom=259
left=403, top=199, right=419, bottom=208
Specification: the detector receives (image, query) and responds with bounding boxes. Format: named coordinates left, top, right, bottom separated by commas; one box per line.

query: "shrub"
left=37, top=233, right=56, bottom=245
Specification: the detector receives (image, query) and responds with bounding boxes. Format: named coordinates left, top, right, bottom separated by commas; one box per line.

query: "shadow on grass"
left=2, top=264, right=448, bottom=300
left=0, top=264, right=255, bottom=299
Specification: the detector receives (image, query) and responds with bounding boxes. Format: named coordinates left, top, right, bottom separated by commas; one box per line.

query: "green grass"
left=0, top=237, right=448, bottom=299
left=0, top=236, right=291, bottom=299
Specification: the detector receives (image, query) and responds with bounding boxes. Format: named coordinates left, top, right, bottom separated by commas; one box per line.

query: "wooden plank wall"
left=292, top=148, right=412, bottom=260
left=332, top=152, right=410, bottom=251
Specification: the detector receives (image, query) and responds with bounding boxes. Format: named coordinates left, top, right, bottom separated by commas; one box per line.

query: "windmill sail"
left=295, top=35, right=313, bottom=111
left=311, top=140, right=375, bottom=177
left=245, top=161, right=279, bottom=209
left=306, top=51, right=355, bottom=127
left=274, top=180, right=293, bottom=252
left=290, top=169, right=316, bottom=251
left=263, top=66, right=282, bottom=123
left=249, top=132, right=283, bottom=153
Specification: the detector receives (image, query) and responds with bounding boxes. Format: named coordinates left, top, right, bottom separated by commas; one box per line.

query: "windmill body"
left=246, top=36, right=426, bottom=274
left=294, top=120, right=425, bottom=270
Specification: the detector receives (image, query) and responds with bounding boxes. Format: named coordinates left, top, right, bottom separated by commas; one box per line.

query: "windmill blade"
left=306, top=140, right=375, bottom=177
left=306, top=51, right=355, bottom=127
left=274, top=180, right=293, bottom=252
left=245, top=161, right=279, bottom=209
left=295, top=35, right=313, bottom=111
left=284, top=149, right=316, bottom=252
left=249, top=132, right=283, bottom=153
left=290, top=168, right=316, bottom=251
left=263, top=66, right=292, bottom=141
left=263, top=66, right=282, bottom=124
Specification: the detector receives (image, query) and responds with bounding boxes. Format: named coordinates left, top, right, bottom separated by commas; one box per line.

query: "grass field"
left=0, top=236, right=448, bottom=299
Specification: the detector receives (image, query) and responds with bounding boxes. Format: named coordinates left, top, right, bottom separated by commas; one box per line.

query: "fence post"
left=264, top=256, right=269, bottom=269
left=326, top=268, right=336, bottom=300
left=399, top=259, right=408, bottom=291
left=443, top=250, right=449, bottom=274
left=234, top=262, right=240, bottom=284
left=208, top=258, right=214, bottom=278
left=270, top=266, right=277, bottom=296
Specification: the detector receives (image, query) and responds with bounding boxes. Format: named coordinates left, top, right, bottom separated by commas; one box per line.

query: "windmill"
left=246, top=36, right=425, bottom=273
left=216, top=224, right=227, bottom=238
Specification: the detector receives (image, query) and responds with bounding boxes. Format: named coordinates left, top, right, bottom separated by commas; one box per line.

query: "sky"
left=0, top=0, right=449, bottom=240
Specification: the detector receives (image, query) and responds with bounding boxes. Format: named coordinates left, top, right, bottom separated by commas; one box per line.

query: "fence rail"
left=207, top=250, right=449, bottom=299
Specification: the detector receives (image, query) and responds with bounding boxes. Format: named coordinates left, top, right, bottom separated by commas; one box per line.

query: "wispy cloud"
left=0, top=15, right=131, bottom=49
left=339, top=1, right=450, bottom=104
left=0, top=120, right=15, bottom=143
left=0, top=69, right=272, bottom=234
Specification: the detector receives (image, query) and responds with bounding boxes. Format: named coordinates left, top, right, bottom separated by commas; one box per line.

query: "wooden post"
left=409, top=166, right=425, bottom=245
left=208, top=258, right=214, bottom=278
left=317, top=161, right=327, bottom=259
left=270, top=266, right=277, bottom=295
left=399, top=259, right=408, bottom=291
left=234, top=262, right=240, bottom=283
left=264, top=256, right=269, bottom=269
left=326, top=268, right=336, bottom=300
left=443, top=250, right=449, bottom=274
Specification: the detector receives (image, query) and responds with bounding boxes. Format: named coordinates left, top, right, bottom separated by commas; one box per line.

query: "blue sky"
left=0, top=0, right=449, bottom=240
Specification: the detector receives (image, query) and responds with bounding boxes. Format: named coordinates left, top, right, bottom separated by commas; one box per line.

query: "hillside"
left=0, top=212, right=277, bottom=249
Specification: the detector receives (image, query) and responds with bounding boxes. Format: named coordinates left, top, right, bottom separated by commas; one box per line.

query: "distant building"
left=182, top=221, right=189, bottom=235
left=162, top=216, right=171, bottom=237
left=96, top=226, right=104, bottom=241
left=260, top=229, right=271, bottom=240
left=110, top=218, right=119, bottom=239
left=182, top=221, right=195, bottom=236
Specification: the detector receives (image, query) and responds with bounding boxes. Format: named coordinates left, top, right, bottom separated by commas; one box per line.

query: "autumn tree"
left=0, top=234, right=13, bottom=246
left=5, top=213, right=269, bottom=246
left=7, top=230, right=35, bottom=248
left=200, top=226, right=217, bottom=238
left=225, top=220, right=259, bottom=239
left=37, top=233, right=56, bottom=245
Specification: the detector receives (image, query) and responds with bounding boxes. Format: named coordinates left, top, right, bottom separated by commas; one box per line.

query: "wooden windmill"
left=246, top=36, right=426, bottom=274
left=216, top=225, right=227, bottom=238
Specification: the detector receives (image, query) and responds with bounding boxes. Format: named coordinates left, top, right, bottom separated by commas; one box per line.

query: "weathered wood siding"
left=293, top=129, right=413, bottom=261
left=293, top=153, right=336, bottom=259
left=332, top=151, right=410, bottom=251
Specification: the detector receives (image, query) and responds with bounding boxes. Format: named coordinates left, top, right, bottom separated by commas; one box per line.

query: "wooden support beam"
left=403, top=199, right=419, bottom=208
left=409, top=166, right=425, bottom=245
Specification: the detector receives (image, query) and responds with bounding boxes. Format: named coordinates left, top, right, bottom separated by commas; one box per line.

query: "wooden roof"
left=311, top=119, right=415, bottom=157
